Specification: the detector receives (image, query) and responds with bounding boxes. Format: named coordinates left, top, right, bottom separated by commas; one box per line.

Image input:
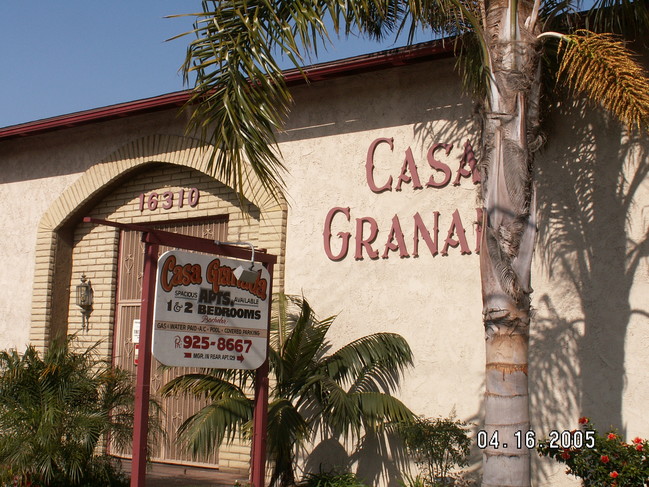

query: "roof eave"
left=0, top=40, right=453, bottom=141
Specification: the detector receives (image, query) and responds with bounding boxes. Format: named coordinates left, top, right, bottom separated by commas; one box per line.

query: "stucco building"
left=1, top=41, right=647, bottom=486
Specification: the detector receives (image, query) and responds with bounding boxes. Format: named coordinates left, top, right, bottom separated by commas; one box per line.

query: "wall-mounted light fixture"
left=214, top=241, right=259, bottom=283
left=76, top=274, right=94, bottom=330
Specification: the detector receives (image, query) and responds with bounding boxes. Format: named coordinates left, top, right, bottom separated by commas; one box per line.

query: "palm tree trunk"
left=480, top=1, right=540, bottom=485
left=480, top=127, right=536, bottom=487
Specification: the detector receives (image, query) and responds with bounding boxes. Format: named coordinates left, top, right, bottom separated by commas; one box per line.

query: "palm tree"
left=173, top=1, right=649, bottom=485
left=161, top=294, right=414, bottom=487
left=0, top=336, right=136, bottom=486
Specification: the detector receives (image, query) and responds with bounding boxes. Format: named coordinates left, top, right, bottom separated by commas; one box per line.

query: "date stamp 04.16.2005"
left=477, top=429, right=596, bottom=450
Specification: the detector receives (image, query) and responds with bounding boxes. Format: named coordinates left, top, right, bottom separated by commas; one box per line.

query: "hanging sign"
left=152, top=250, right=270, bottom=369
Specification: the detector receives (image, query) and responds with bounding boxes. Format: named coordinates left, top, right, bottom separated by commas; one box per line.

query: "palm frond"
left=403, top=0, right=480, bottom=36
left=351, top=0, right=406, bottom=40
left=178, top=0, right=494, bottom=205
left=347, top=358, right=404, bottom=394
left=266, top=398, right=311, bottom=456
left=549, top=29, right=649, bottom=131
left=281, top=310, right=331, bottom=373
left=355, top=391, right=414, bottom=430
left=160, top=372, right=250, bottom=400
left=455, top=31, right=489, bottom=101
left=177, top=395, right=254, bottom=456
left=314, top=376, right=363, bottom=438
left=270, top=294, right=335, bottom=393
left=162, top=294, right=413, bottom=485
left=538, top=0, right=578, bottom=27
left=181, top=1, right=295, bottom=203
left=0, top=337, right=140, bottom=485
left=586, top=0, right=649, bottom=40
left=321, top=332, right=413, bottom=386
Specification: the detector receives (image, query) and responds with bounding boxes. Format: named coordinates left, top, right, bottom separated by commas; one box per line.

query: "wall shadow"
left=529, top=294, right=583, bottom=482
left=302, top=428, right=409, bottom=487
left=533, top=95, right=649, bottom=464
left=279, top=57, right=475, bottom=147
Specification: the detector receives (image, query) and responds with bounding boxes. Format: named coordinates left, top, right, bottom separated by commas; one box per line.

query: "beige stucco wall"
left=0, top=54, right=647, bottom=486
left=529, top=107, right=649, bottom=485
left=275, top=58, right=649, bottom=486
left=0, top=113, right=286, bottom=477
left=0, top=110, right=187, bottom=349
left=277, top=59, right=487, bottom=484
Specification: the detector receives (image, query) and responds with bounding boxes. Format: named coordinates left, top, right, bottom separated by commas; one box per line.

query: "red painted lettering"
left=160, top=255, right=202, bottom=292
left=382, top=215, right=410, bottom=258
left=355, top=217, right=379, bottom=260
left=413, top=211, right=439, bottom=257
left=396, top=147, right=423, bottom=191
left=426, top=143, right=453, bottom=188
left=366, top=137, right=393, bottom=193
left=441, top=209, right=471, bottom=255
left=323, top=207, right=351, bottom=261
left=453, top=141, right=481, bottom=185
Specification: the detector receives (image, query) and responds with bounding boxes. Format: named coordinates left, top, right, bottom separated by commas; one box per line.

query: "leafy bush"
left=0, top=336, right=136, bottom=486
left=537, top=417, right=649, bottom=486
left=298, top=470, right=368, bottom=487
left=162, top=294, right=414, bottom=487
left=0, top=455, right=129, bottom=487
left=399, top=415, right=471, bottom=486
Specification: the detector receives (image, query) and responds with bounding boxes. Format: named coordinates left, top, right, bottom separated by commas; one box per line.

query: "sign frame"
left=152, top=250, right=271, bottom=370
left=83, top=218, right=275, bottom=487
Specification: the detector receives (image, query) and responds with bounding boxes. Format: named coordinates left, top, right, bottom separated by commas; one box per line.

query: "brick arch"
left=30, top=134, right=286, bottom=349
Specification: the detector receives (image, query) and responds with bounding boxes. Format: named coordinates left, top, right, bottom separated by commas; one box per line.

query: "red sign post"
left=84, top=218, right=276, bottom=487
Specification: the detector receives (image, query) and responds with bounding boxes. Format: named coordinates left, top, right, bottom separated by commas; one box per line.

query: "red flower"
left=561, top=450, right=571, bottom=459
left=607, top=433, right=617, bottom=440
left=610, top=471, right=619, bottom=479
left=578, top=417, right=589, bottom=424
left=636, top=444, right=644, bottom=451
left=632, top=437, right=643, bottom=444
left=601, top=455, right=610, bottom=463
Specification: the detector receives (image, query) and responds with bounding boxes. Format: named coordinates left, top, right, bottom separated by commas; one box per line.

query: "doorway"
left=111, top=217, right=228, bottom=466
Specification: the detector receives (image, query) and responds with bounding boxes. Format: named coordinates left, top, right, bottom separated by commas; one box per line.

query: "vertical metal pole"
left=131, top=240, right=159, bottom=487
left=250, top=262, right=273, bottom=487
left=250, top=359, right=270, bottom=487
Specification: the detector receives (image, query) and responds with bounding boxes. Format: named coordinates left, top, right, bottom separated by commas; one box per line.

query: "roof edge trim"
left=0, top=40, right=452, bottom=141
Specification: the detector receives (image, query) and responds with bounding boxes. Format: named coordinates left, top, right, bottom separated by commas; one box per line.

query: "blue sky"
left=0, top=2, right=424, bottom=128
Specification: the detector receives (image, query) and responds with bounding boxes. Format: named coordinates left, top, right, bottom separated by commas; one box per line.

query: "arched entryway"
left=30, top=134, right=287, bottom=473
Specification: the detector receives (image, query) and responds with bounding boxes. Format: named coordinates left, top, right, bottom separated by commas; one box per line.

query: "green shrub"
left=298, top=470, right=368, bottom=487
left=399, top=473, right=429, bottom=487
left=537, top=417, right=649, bottom=486
left=162, top=294, right=413, bottom=487
left=0, top=336, right=136, bottom=486
left=399, top=415, right=471, bottom=486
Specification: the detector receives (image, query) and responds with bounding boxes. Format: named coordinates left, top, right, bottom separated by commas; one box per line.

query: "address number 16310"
left=138, top=188, right=200, bottom=212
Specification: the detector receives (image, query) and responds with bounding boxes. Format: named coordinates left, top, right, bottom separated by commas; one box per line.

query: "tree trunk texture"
left=480, top=0, right=541, bottom=485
